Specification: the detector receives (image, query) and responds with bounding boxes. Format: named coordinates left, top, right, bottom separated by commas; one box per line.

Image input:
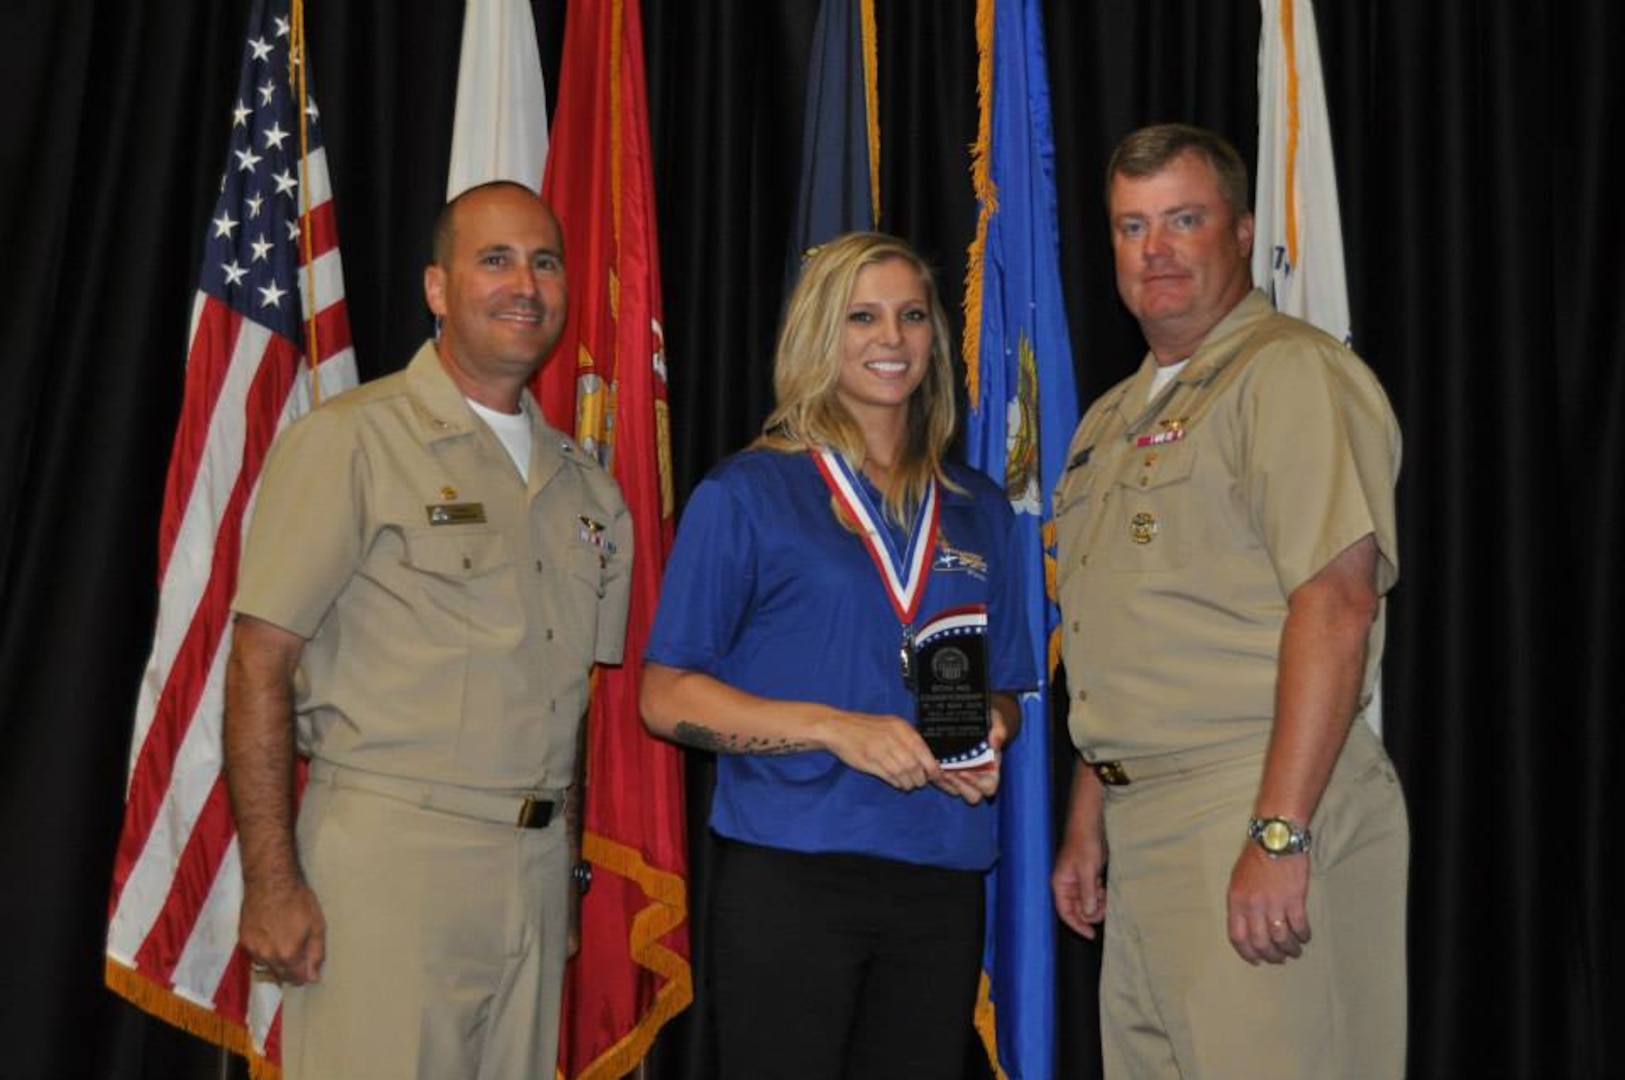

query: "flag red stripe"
left=300, top=198, right=339, bottom=265
left=311, top=298, right=352, bottom=364
left=212, top=940, right=252, bottom=1021
left=265, top=1007, right=283, bottom=1062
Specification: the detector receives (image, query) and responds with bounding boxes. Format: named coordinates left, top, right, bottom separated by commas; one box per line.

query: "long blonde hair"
left=756, top=232, right=958, bottom=523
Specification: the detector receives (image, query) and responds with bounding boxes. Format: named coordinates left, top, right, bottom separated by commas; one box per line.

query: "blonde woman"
left=642, top=233, right=1033, bottom=1079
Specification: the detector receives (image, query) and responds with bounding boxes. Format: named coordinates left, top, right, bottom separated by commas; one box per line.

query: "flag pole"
left=290, top=0, right=324, bottom=404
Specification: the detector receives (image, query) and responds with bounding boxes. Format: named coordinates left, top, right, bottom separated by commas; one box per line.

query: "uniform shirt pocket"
left=1100, top=443, right=1198, bottom=573
left=566, top=543, right=608, bottom=598
left=396, top=527, right=524, bottom=646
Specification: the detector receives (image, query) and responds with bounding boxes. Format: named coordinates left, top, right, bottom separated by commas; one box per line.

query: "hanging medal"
left=812, top=447, right=939, bottom=686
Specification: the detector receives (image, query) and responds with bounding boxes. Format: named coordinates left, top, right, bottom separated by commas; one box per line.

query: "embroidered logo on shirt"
left=933, top=538, right=988, bottom=580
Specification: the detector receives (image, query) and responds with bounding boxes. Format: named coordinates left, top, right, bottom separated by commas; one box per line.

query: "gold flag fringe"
left=965, top=6, right=1017, bottom=1076
left=105, top=958, right=282, bottom=1079
left=962, top=0, right=997, bottom=406
left=860, top=0, right=882, bottom=228
left=561, top=828, right=694, bottom=1080
left=973, top=970, right=1013, bottom=1080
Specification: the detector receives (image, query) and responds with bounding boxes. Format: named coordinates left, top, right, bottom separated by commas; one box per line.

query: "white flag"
left=1255, top=0, right=1384, bottom=734
left=447, top=0, right=549, bottom=198
left=1253, top=0, right=1350, bottom=346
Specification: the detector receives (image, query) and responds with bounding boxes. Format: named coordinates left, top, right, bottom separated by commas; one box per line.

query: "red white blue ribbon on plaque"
left=812, top=447, right=940, bottom=623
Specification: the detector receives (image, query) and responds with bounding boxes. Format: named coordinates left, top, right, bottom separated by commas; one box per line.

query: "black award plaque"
left=913, top=608, right=994, bottom=770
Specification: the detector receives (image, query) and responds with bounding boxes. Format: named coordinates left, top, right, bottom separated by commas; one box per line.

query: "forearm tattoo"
left=673, top=720, right=810, bottom=756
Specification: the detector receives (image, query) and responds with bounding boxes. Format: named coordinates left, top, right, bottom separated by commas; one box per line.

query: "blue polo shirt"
left=645, top=448, right=1034, bottom=871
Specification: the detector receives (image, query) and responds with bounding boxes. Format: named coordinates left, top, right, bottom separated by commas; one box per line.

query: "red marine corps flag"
left=535, top=1, right=693, bottom=1076
left=104, top=0, right=355, bottom=1073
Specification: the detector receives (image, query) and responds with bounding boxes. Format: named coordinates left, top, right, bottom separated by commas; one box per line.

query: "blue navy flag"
left=963, top=0, right=1078, bottom=1075
left=786, top=0, right=878, bottom=289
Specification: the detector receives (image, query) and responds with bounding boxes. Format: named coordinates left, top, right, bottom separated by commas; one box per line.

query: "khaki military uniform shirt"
left=1054, top=291, right=1399, bottom=762
left=234, top=342, right=631, bottom=791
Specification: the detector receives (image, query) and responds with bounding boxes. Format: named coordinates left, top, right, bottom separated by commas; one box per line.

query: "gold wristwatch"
left=1247, top=815, right=1312, bottom=857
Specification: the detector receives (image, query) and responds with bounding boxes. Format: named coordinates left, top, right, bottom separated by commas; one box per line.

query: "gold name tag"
left=426, top=502, right=487, bottom=526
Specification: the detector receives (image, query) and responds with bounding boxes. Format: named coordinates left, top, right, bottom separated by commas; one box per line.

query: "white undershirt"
left=1148, top=357, right=1190, bottom=402
left=468, top=399, right=532, bottom=481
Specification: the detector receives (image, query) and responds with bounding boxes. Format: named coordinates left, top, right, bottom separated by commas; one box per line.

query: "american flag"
left=105, top=0, right=355, bottom=1068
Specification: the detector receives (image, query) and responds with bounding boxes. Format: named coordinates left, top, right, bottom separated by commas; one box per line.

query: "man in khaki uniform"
left=225, top=182, right=631, bottom=1079
left=1051, top=124, right=1408, bottom=1078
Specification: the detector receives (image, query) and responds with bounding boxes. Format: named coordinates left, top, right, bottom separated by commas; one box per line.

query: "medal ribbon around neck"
left=813, top=448, right=939, bottom=624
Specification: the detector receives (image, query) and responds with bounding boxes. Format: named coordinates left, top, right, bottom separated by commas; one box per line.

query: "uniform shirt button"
left=545, top=628, right=554, bottom=641
left=1071, top=620, right=1080, bottom=632
left=1077, top=689, right=1088, bottom=702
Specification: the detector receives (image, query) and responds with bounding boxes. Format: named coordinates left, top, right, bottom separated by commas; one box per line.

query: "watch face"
left=1261, top=819, right=1293, bottom=852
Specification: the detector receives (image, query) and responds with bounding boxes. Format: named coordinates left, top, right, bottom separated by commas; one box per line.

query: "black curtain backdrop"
left=1, top=1, right=1618, bottom=1077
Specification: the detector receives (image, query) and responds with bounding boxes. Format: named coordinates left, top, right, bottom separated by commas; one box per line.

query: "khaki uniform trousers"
left=281, top=767, right=571, bottom=1080
left=1098, top=722, right=1408, bottom=1079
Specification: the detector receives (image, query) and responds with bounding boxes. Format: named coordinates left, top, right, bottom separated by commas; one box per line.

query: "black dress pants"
left=710, top=838, right=985, bottom=1080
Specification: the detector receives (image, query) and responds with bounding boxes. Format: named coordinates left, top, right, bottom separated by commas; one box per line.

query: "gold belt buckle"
left=1092, top=760, right=1131, bottom=786
left=516, top=796, right=555, bottom=829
